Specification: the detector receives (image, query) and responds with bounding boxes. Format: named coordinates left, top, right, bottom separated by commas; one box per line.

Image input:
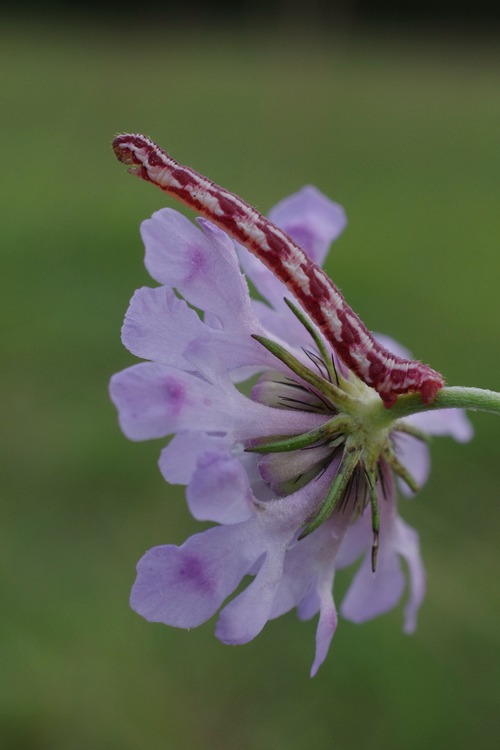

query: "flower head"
left=110, top=187, right=472, bottom=676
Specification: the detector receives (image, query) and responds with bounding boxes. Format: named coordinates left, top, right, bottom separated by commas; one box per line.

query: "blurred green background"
left=2, top=13, right=500, bottom=750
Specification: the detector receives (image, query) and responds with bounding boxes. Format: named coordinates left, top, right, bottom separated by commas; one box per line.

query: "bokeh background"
left=2, top=4, right=500, bottom=748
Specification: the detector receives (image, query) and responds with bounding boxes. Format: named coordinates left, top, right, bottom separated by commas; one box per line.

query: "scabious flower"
left=110, top=187, right=472, bottom=676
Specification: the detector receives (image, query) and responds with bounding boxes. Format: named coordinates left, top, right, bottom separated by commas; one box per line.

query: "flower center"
left=245, top=299, right=422, bottom=570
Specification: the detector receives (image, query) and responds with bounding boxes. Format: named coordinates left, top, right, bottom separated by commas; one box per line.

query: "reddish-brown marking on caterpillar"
left=112, top=133, right=444, bottom=407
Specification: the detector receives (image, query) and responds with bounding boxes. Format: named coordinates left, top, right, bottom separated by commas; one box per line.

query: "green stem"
left=373, top=386, right=500, bottom=427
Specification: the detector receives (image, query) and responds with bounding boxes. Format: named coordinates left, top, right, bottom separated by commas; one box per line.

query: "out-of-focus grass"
left=2, top=19, right=500, bottom=749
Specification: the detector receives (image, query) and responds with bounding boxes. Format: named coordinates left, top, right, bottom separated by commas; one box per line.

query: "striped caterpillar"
left=112, top=133, right=444, bottom=407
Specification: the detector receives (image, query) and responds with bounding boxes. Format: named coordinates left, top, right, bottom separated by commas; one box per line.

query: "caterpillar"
left=112, top=133, right=444, bottom=407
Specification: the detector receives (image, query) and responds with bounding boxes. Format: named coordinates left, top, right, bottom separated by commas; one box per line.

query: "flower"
left=110, top=187, right=473, bottom=676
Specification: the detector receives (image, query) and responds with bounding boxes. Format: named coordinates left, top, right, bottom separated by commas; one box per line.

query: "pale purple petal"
left=283, top=501, right=355, bottom=624
left=271, top=568, right=315, bottom=621
left=142, top=209, right=255, bottom=324
left=407, top=408, right=474, bottom=443
left=274, top=523, right=342, bottom=677
left=341, top=475, right=425, bottom=630
left=336, top=512, right=372, bottom=569
left=158, top=432, right=231, bottom=485
left=268, top=186, right=347, bottom=267
left=178, top=339, right=328, bottom=441
left=270, top=526, right=332, bottom=620
left=237, top=187, right=346, bottom=311
left=139, top=216, right=273, bottom=376
left=393, top=432, right=431, bottom=495
left=187, top=450, right=254, bottom=523
left=238, top=450, right=278, bottom=503
left=297, top=583, right=320, bottom=621
left=392, top=517, right=426, bottom=633
left=248, top=299, right=345, bottom=372
left=110, top=361, right=324, bottom=444
left=341, top=542, right=405, bottom=624
left=186, top=326, right=276, bottom=376
left=109, top=362, right=238, bottom=441
left=216, top=461, right=345, bottom=644
left=236, top=249, right=288, bottom=313
left=197, top=218, right=266, bottom=333
left=310, top=567, right=337, bottom=678
left=251, top=370, right=329, bottom=411
left=130, top=523, right=258, bottom=627
left=216, top=549, right=285, bottom=644
left=181, top=335, right=258, bottom=387
left=121, top=286, right=206, bottom=368
left=249, top=299, right=313, bottom=351
left=258, top=444, right=333, bottom=492
left=142, top=208, right=212, bottom=287
left=269, top=502, right=354, bottom=675
left=394, top=411, right=473, bottom=496
left=133, top=461, right=341, bottom=644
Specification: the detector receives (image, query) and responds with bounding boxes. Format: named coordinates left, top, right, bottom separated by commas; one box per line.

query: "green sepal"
left=252, top=334, right=355, bottom=413
left=283, top=297, right=347, bottom=389
left=298, top=444, right=362, bottom=539
left=246, top=414, right=350, bottom=454
left=392, top=421, right=431, bottom=443
left=367, top=473, right=380, bottom=572
left=386, top=452, right=420, bottom=493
